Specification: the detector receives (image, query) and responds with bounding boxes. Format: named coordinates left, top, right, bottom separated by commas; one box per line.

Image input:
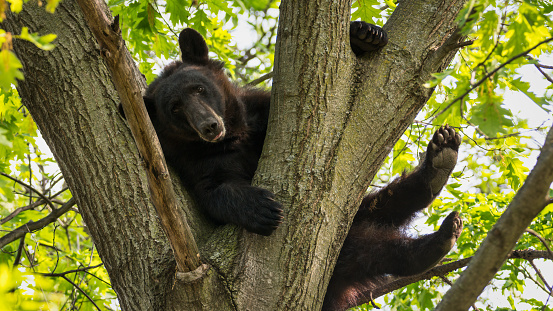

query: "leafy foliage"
left=1, top=0, right=552, bottom=310
left=358, top=0, right=553, bottom=310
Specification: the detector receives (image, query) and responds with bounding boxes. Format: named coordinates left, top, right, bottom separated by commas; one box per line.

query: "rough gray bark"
left=3, top=0, right=467, bottom=310
left=75, top=0, right=200, bottom=273
left=2, top=1, right=217, bottom=310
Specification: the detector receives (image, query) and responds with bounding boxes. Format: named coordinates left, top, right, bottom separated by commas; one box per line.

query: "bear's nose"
left=201, top=121, right=218, bottom=135
left=200, top=119, right=224, bottom=141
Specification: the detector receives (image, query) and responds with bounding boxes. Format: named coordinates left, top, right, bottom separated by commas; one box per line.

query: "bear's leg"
left=324, top=212, right=462, bottom=311
left=356, top=126, right=461, bottom=227
left=379, top=211, right=463, bottom=276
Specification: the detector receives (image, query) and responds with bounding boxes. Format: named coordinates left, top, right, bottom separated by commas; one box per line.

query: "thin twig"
left=39, top=263, right=104, bottom=277
left=432, top=37, right=553, bottom=121
left=526, top=229, right=553, bottom=259
left=247, top=71, right=274, bottom=86
left=0, top=198, right=76, bottom=249
left=60, top=275, right=101, bottom=311
left=13, top=235, right=25, bottom=267
left=0, top=172, right=57, bottom=211
left=0, top=187, right=70, bottom=225
left=528, top=259, right=552, bottom=293
left=534, top=63, right=553, bottom=84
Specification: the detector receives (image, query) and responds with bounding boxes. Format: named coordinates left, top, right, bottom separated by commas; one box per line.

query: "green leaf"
left=166, top=0, right=192, bottom=25
left=16, top=27, right=57, bottom=51
left=45, top=0, right=62, bottom=13
left=7, top=0, right=24, bottom=13
left=502, top=156, right=529, bottom=190
left=0, top=50, right=24, bottom=89
left=351, top=0, right=381, bottom=24
left=470, top=102, right=514, bottom=136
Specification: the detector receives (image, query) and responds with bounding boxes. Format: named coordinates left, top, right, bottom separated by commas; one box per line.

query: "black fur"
left=323, top=126, right=463, bottom=310
left=133, top=23, right=463, bottom=310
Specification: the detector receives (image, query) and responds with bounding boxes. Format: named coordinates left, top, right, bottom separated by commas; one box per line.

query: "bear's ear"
left=178, top=28, right=209, bottom=65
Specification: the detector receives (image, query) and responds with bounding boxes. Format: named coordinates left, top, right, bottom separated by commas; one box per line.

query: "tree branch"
left=350, top=250, right=552, bottom=309
left=75, top=0, right=200, bottom=272
left=434, top=124, right=553, bottom=311
left=0, top=172, right=57, bottom=212
left=0, top=198, right=76, bottom=249
left=0, top=187, right=69, bottom=225
left=533, top=61, right=553, bottom=84
left=525, top=229, right=553, bottom=259
left=13, top=235, right=25, bottom=267
left=432, top=36, right=553, bottom=120
left=527, top=259, right=552, bottom=293
left=246, top=71, right=274, bottom=86
left=59, top=274, right=101, bottom=311
left=39, top=263, right=104, bottom=277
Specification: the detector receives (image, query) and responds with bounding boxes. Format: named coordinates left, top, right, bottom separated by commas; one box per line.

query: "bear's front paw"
left=350, top=21, right=388, bottom=56
left=437, top=211, right=463, bottom=252
left=425, top=125, right=462, bottom=195
left=242, top=187, right=284, bottom=236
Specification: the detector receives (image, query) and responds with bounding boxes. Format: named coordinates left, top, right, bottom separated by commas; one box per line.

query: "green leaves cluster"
left=358, top=1, right=552, bottom=309
left=428, top=0, right=553, bottom=136
left=109, top=0, right=279, bottom=85
left=1, top=0, right=552, bottom=310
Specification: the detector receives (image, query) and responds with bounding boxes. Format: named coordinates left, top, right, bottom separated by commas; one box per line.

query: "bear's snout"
left=198, top=118, right=225, bottom=142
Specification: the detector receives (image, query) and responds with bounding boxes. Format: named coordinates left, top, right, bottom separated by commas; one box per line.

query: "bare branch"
left=534, top=62, right=553, bottom=84
left=528, top=260, right=552, bottom=293
left=0, top=198, right=76, bottom=249
left=59, top=275, right=101, bottom=311
left=1, top=187, right=69, bottom=225
left=13, top=235, right=25, bottom=267
left=75, top=0, right=200, bottom=272
left=434, top=124, right=553, bottom=311
left=0, top=172, right=57, bottom=211
left=39, top=263, right=104, bottom=277
left=350, top=250, right=552, bottom=309
left=247, top=71, right=274, bottom=86
left=526, top=229, right=553, bottom=259
left=1, top=201, right=42, bottom=225
left=527, top=56, right=553, bottom=84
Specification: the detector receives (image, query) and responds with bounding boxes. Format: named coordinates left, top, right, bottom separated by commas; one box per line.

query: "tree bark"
left=3, top=0, right=467, bottom=310
left=209, top=0, right=467, bottom=310
left=75, top=0, right=200, bottom=274
left=3, top=1, right=219, bottom=310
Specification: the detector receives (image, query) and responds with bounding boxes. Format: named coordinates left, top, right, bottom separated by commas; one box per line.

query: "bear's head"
left=143, top=28, right=246, bottom=144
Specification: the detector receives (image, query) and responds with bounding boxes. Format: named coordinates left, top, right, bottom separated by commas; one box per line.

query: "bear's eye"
left=170, top=104, right=179, bottom=114
left=195, top=86, right=205, bottom=94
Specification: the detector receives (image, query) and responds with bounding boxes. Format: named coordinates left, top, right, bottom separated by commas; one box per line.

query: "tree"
left=0, top=0, right=552, bottom=310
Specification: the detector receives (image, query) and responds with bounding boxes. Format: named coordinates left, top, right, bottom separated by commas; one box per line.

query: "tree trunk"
left=2, top=1, right=218, bottom=310
left=3, top=0, right=467, bottom=310
left=215, top=0, right=467, bottom=309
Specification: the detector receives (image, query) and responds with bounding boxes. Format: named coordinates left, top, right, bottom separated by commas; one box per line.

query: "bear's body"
left=138, top=23, right=462, bottom=311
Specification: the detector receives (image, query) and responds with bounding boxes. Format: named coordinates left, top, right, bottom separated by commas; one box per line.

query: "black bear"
left=137, top=22, right=462, bottom=311
left=322, top=125, right=462, bottom=310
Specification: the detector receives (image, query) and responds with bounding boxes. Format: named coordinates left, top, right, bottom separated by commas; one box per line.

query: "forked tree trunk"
left=3, top=0, right=466, bottom=310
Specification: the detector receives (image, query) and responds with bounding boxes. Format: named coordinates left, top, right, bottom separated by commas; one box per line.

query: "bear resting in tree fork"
left=129, top=21, right=464, bottom=311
